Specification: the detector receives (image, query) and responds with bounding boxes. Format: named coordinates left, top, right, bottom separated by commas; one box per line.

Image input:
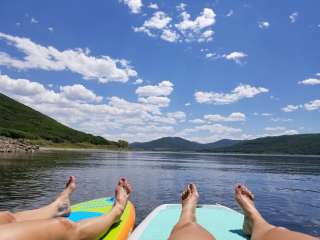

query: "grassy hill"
left=208, top=134, right=320, bottom=155
left=0, top=93, right=125, bottom=148
left=130, top=137, right=239, bottom=151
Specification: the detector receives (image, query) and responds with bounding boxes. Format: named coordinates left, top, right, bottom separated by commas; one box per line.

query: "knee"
left=0, top=211, right=16, bottom=224
left=55, top=217, right=77, bottom=233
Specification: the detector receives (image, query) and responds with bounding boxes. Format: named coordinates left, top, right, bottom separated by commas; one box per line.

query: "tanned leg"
left=0, top=176, right=76, bottom=225
left=0, top=178, right=132, bottom=240
left=235, top=184, right=318, bottom=240
left=169, top=184, right=215, bottom=240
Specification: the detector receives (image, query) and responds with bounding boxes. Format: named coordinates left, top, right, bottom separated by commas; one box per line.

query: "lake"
left=0, top=150, right=319, bottom=236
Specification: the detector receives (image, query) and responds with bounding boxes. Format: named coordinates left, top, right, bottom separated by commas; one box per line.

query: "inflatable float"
left=129, top=204, right=248, bottom=240
left=68, top=197, right=135, bottom=240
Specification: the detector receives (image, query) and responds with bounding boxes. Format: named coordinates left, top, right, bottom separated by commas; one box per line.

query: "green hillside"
left=0, top=93, right=125, bottom=148
left=208, top=134, right=320, bottom=155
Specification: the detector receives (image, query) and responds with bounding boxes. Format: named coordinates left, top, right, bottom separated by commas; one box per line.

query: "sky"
left=0, top=0, right=319, bottom=143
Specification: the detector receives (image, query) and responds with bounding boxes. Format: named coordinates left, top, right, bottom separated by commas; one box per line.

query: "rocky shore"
left=0, top=137, right=39, bottom=153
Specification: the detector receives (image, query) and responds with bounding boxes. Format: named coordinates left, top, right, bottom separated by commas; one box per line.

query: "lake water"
left=0, top=150, right=319, bottom=237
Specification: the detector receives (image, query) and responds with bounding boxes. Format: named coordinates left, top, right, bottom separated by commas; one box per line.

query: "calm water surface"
left=0, top=150, right=319, bottom=236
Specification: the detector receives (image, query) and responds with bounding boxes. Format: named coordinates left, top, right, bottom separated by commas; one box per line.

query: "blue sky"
left=0, top=0, right=319, bottom=143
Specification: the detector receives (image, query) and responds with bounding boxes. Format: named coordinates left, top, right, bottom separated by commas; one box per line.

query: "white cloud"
left=189, top=118, right=205, bottom=124
left=120, top=0, right=143, bottom=14
left=282, top=104, right=301, bottom=112
left=167, top=111, right=186, bottom=122
left=298, top=78, right=320, bottom=85
left=0, top=74, right=185, bottom=142
left=261, top=113, right=272, bottom=116
left=161, top=29, right=179, bottom=42
left=148, top=3, right=159, bottom=9
left=289, top=12, right=298, bottom=23
left=48, top=27, right=54, bottom=32
left=179, top=124, right=242, bottom=135
left=205, top=52, right=216, bottom=58
left=176, top=3, right=187, bottom=11
left=138, top=96, right=170, bottom=107
left=16, top=22, right=21, bottom=27
left=264, top=127, right=298, bottom=136
left=135, top=11, right=171, bottom=30
left=304, top=99, right=320, bottom=111
left=59, top=84, right=103, bottom=103
left=223, top=51, right=248, bottom=64
left=134, top=11, right=178, bottom=42
left=0, top=32, right=137, bottom=83
left=204, top=112, right=246, bottom=122
left=175, top=8, right=216, bottom=42
left=136, top=80, right=173, bottom=97
left=270, top=118, right=292, bottom=122
left=226, top=10, right=234, bottom=17
left=31, top=17, right=38, bottom=24
left=133, top=78, right=143, bottom=84
left=134, top=7, right=216, bottom=43
left=198, top=30, right=214, bottom=42
left=195, top=84, right=269, bottom=105
left=258, top=21, right=270, bottom=29
left=265, top=127, right=286, bottom=131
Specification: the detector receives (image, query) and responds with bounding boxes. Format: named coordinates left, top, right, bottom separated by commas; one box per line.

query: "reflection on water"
left=0, top=150, right=319, bottom=236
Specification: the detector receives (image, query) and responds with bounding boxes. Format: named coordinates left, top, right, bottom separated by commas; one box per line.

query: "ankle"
left=112, top=204, right=125, bottom=217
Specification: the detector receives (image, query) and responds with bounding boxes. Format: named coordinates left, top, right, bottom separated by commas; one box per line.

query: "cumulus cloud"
left=120, top=0, right=143, bottom=14
left=161, top=29, right=179, bottom=42
left=179, top=124, right=241, bottom=135
left=223, top=51, right=248, bottom=64
left=166, top=111, right=186, bottom=122
left=0, top=74, right=185, bottom=142
left=148, top=3, right=158, bottom=9
left=282, top=104, right=301, bottom=112
left=176, top=3, right=187, bottom=11
left=304, top=99, right=320, bottom=111
left=134, top=7, right=216, bottom=43
left=195, top=84, right=269, bottom=105
left=133, top=11, right=179, bottom=42
left=189, top=118, right=205, bottom=124
left=258, top=21, right=270, bottom=29
left=0, top=32, right=137, bottom=83
left=133, top=78, right=143, bottom=84
left=204, top=112, right=246, bottom=122
left=298, top=78, right=320, bottom=85
left=59, top=84, right=103, bottom=103
left=289, top=12, right=298, bottom=23
left=175, top=8, right=216, bottom=42
left=264, top=126, right=298, bottom=136
left=136, top=80, right=173, bottom=97
left=48, top=27, right=54, bottom=32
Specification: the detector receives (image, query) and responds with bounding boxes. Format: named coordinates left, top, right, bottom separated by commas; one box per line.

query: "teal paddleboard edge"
left=129, top=204, right=249, bottom=240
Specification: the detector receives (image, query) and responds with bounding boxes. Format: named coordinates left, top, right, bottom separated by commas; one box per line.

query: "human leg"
left=168, top=184, right=215, bottom=240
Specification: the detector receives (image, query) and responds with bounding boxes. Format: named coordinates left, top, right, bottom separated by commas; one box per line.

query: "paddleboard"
left=129, top=204, right=249, bottom=240
left=67, top=197, right=135, bottom=240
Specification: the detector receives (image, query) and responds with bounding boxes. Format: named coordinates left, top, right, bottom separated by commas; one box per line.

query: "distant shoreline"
left=39, top=147, right=320, bottom=158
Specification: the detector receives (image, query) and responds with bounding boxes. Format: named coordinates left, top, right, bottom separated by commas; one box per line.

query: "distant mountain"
left=208, top=134, right=320, bottom=155
left=130, top=134, right=320, bottom=155
left=130, top=137, right=240, bottom=151
left=0, top=92, right=125, bottom=148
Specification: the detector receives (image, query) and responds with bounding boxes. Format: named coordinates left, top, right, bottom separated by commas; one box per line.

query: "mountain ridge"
left=130, top=135, right=320, bottom=155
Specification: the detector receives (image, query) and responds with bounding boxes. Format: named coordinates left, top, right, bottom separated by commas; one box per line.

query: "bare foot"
left=181, top=183, right=199, bottom=223
left=234, top=184, right=259, bottom=235
left=55, top=176, right=76, bottom=217
left=113, top=178, right=132, bottom=219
